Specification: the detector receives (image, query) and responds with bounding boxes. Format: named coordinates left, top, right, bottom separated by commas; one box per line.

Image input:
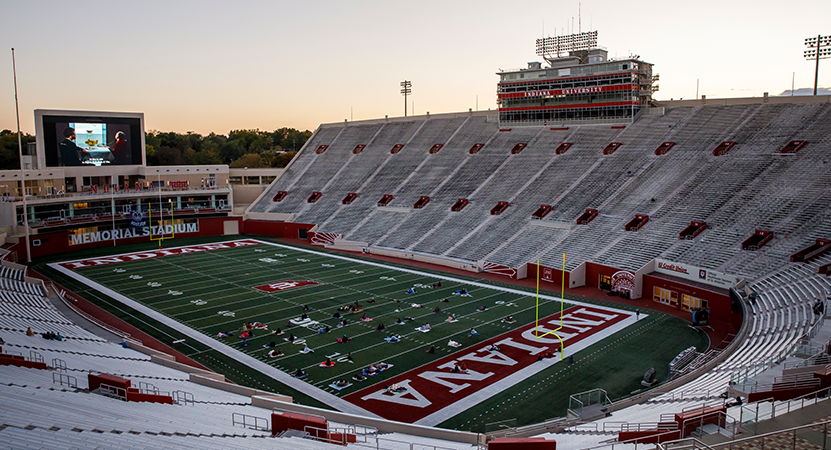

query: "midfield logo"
left=253, top=280, right=319, bottom=292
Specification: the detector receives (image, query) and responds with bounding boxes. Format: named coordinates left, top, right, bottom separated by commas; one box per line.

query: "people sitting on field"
left=368, top=298, right=376, bottom=304
left=395, top=317, right=403, bottom=325
left=487, top=344, right=500, bottom=352
left=403, top=316, right=414, bottom=321
left=240, top=331, right=250, bottom=339
left=450, top=363, right=467, bottom=373
left=363, top=362, right=390, bottom=376
left=271, top=328, right=283, bottom=335
left=448, top=340, right=461, bottom=348
left=433, top=306, right=443, bottom=313
left=338, top=334, right=351, bottom=343
left=267, top=349, right=283, bottom=358
left=476, top=306, right=487, bottom=312
left=303, top=305, right=309, bottom=311
left=360, top=313, right=372, bottom=322
left=406, top=288, right=416, bottom=294
left=301, top=313, right=308, bottom=320
left=385, top=334, right=401, bottom=343
left=217, top=332, right=229, bottom=338
left=300, top=344, right=314, bottom=354
left=411, top=303, right=422, bottom=308
left=440, top=298, right=449, bottom=303
left=335, top=379, right=349, bottom=387
left=292, top=368, right=307, bottom=378
left=386, top=383, right=406, bottom=393
left=353, top=373, right=367, bottom=382
left=376, top=323, right=386, bottom=331
left=286, top=334, right=296, bottom=342
left=338, top=319, right=348, bottom=328
left=426, top=345, right=436, bottom=354
left=446, top=314, right=457, bottom=323
left=503, top=315, right=516, bottom=323
left=391, top=298, right=400, bottom=303
left=263, top=341, right=277, bottom=348
left=338, top=305, right=350, bottom=312
left=333, top=312, right=341, bottom=319
left=321, top=358, right=335, bottom=367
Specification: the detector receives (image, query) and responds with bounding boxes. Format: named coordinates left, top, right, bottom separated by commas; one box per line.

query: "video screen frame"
left=35, top=110, right=145, bottom=168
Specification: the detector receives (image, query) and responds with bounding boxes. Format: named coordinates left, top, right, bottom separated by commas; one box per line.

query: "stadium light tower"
left=804, top=34, right=831, bottom=96
left=400, top=80, right=412, bottom=117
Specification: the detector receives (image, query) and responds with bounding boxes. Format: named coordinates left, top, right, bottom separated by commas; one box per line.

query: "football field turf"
left=49, top=238, right=708, bottom=430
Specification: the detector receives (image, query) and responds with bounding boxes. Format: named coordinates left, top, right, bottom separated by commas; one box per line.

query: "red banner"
left=498, top=84, right=634, bottom=99
left=170, top=181, right=189, bottom=189
left=253, top=280, right=319, bottom=292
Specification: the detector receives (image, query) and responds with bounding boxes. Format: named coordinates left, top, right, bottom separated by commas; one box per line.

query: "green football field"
left=48, top=237, right=709, bottom=431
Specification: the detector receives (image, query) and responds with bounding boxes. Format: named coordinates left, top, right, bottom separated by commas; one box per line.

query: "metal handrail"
left=231, top=412, right=270, bottom=431
left=51, top=372, right=77, bottom=388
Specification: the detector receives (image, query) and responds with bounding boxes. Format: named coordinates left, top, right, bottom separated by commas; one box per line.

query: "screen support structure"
left=11, top=48, right=30, bottom=262
left=534, top=254, right=566, bottom=359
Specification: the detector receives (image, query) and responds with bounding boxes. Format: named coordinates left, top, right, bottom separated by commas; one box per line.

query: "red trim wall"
left=242, top=221, right=316, bottom=240
left=642, top=274, right=739, bottom=330
left=13, top=217, right=243, bottom=260
left=527, top=262, right=571, bottom=288
left=585, top=262, right=623, bottom=289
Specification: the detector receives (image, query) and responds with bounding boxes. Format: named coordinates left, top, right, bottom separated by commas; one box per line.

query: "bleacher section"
left=250, top=103, right=831, bottom=287
left=0, top=272, right=480, bottom=449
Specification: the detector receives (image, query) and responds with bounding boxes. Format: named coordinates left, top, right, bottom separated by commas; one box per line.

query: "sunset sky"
left=2, top=0, right=829, bottom=135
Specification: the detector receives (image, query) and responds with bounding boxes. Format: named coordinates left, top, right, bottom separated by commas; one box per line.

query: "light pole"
left=804, top=35, right=831, bottom=96
left=11, top=48, right=31, bottom=262
left=400, top=80, right=412, bottom=117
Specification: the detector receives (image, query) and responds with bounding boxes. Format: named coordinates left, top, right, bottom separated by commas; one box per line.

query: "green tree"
left=229, top=153, right=267, bottom=168
left=270, top=151, right=296, bottom=168
left=156, top=146, right=184, bottom=165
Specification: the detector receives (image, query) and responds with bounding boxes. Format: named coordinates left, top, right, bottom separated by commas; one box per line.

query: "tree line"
left=0, top=127, right=311, bottom=170
left=145, top=127, right=311, bottom=168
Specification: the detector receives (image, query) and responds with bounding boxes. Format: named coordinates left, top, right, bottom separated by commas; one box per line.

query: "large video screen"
left=41, top=115, right=142, bottom=167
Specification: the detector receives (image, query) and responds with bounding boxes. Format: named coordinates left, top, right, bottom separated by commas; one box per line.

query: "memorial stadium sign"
left=654, top=258, right=739, bottom=289
left=68, top=219, right=199, bottom=246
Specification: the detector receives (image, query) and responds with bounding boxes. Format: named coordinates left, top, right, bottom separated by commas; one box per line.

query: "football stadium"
left=2, top=20, right=831, bottom=450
